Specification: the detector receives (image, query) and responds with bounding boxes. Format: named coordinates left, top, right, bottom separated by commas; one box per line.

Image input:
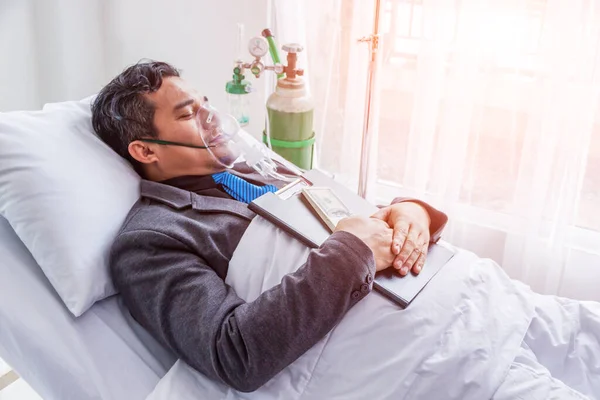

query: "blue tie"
left=212, top=171, right=278, bottom=204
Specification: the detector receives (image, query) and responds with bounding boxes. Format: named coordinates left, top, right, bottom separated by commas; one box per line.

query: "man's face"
left=136, top=76, right=237, bottom=179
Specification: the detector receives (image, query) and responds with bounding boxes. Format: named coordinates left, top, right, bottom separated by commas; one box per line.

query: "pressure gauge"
left=248, top=36, right=269, bottom=58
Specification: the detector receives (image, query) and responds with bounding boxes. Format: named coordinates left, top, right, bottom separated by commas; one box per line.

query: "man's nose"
left=199, top=107, right=220, bottom=129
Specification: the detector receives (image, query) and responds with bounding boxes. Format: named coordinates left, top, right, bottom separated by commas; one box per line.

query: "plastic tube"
left=262, top=29, right=285, bottom=79
left=235, top=23, right=245, bottom=61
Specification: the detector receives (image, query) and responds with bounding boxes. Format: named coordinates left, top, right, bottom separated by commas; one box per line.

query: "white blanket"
left=147, top=216, right=538, bottom=400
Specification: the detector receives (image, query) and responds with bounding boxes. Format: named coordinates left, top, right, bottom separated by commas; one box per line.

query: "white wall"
left=0, top=0, right=270, bottom=136
left=0, top=1, right=41, bottom=111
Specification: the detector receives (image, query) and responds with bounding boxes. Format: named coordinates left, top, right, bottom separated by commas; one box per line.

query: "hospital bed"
left=0, top=215, right=176, bottom=399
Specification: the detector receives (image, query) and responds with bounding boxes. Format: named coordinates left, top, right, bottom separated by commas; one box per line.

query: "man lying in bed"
left=92, top=61, right=600, bottom=399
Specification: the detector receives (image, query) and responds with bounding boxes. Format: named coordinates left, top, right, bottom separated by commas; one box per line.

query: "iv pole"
left=357, top=0, right=382, bottom=199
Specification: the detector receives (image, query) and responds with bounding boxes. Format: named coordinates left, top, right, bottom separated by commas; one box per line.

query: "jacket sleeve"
left=110, top=229, right=375, bottom=392
left=389, top=197, right=449, bottom=243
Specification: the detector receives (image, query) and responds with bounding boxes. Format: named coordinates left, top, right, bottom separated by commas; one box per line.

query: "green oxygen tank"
left=264, top=42, right=315, bottom=170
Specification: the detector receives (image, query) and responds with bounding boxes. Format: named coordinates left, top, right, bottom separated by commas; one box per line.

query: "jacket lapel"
left=191, top=194, right=255, bottom=221
left=140, top=179, right=255, bottom=221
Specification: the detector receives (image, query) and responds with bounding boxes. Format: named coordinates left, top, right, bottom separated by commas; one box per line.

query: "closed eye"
left=177, top=107, right=200, bottom=120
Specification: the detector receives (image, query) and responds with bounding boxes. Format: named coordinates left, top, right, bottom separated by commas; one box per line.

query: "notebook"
left=249, top=169, right=455, bottom=308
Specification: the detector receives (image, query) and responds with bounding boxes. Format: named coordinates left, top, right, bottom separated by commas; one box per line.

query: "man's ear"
left=128, top=140, right=159, bottom=165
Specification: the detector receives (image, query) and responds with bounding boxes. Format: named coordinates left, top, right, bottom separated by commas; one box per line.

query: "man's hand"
left=334, top=216, right=395, bottom=272
left=371, top=202, right=431, bottom=276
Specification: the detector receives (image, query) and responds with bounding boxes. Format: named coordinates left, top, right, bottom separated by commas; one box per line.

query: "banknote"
left=301, top=187, right=352, bottom=231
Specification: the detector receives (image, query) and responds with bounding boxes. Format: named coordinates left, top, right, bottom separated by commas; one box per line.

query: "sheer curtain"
left=283, top=0, right=600, bottom=300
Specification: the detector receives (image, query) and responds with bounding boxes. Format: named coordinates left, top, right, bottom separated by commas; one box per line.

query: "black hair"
left=91, top=60, right=180, bottom=172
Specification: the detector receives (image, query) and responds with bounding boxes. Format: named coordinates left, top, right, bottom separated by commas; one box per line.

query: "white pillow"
left=0, top=98, right=141, bottom=316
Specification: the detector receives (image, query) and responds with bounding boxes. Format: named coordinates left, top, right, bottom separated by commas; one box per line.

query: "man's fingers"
left=394, top=228, right=419, bottom=271
left=412, top=247, right=428, bottom=275
left=397, top=247, right=421, bottom=276
left=392, top=220, right=410, bottom=255
left=396, top=241, right=428, bottom=276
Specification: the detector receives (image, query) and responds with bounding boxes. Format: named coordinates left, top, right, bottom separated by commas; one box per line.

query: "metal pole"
left=357, top=0, right=382, bottom=198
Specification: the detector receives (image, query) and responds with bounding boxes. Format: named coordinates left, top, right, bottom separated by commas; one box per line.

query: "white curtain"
left=287, top=0, right=600, bottom=301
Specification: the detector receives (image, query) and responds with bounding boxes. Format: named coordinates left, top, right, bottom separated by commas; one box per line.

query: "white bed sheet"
left=148, top=216, right=600, bottom=399
left=0, top=216, right=177, bottom=400
left=148, top=216, right=538, bottom=400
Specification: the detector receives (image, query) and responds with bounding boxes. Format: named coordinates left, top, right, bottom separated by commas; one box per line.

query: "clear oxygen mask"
left=197, top=104, right=298, bottom=181
left=196, top=104, right=242, bottom=169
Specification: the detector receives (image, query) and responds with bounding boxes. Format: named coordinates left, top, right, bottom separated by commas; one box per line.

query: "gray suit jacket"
left=110, top=164, right=447, bottom=392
